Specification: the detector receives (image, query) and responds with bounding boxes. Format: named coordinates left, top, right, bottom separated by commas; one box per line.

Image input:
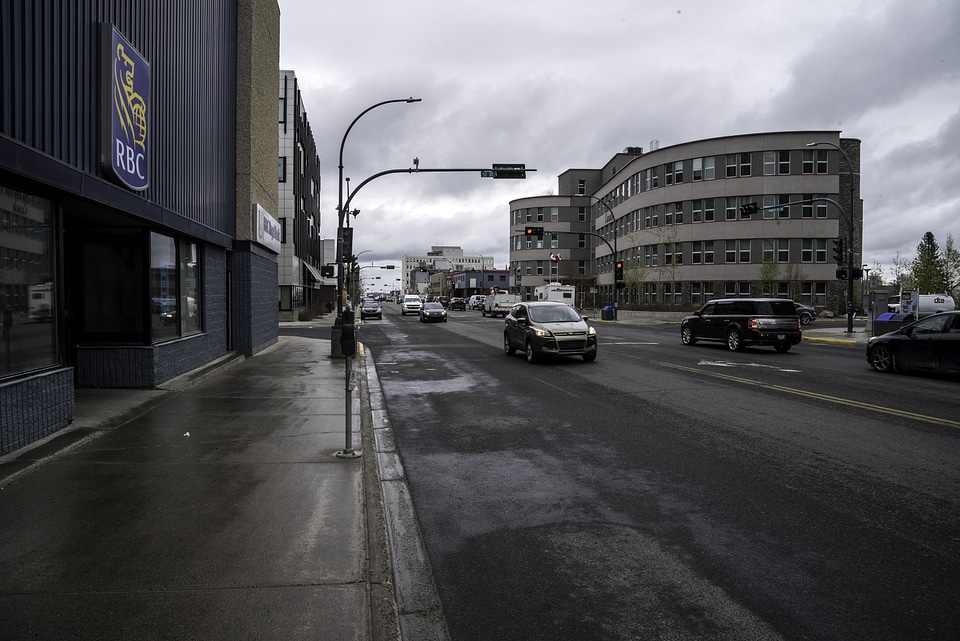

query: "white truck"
left=482, top=290, right=520, bottom=317
left=534, top=282, right=576, bottom=304
left=888, top=291, right=956, bottom=318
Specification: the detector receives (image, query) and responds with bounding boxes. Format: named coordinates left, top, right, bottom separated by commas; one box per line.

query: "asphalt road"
left=289, top=306, right=960, bottom=641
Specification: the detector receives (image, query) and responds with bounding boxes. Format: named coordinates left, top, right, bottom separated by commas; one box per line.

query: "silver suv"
left=504, top=301, right=598, bottom=363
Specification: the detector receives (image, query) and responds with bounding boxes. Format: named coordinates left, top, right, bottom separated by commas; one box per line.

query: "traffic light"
left=525, top=226, right=544, bottom=239
left=836, top=268, right=848, bottom=280
left=832, top=237, right=845, bottom=265
left=615, top=261, right=624, bottom=281
left=739, top=202, right=758, bottom=217
left=492, top=164, right=526, bottom=179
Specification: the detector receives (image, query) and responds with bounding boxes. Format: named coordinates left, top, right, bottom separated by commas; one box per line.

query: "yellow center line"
left=650, top=360, right=960, bottom=429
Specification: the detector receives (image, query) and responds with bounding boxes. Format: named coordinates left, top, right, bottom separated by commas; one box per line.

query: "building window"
left=692, top=200, right=703, bottom=223
left=674, top=161, right=684, bottom=184
left=704, top=157, right=715, bottom=180
left=778, top=151, right=791, bottom=175
left=778, top=195, right=791, bottom=218
left=726, top=154, right=738, bottom=178
left=550, top=207, right=559, bottom=222
left=725, top=240, right=736, bottom=263
left=692, top=242, right=702, bottom=264
left=816, top=150, right=828, bottom=174
left=664, top=244, right=673, bottom=265
left=536, top=208, right=544, bottom=222
left=704, top=200, right=715, bottom=222
left=762, top=241, right=775, bottom=263
left=578, top=207, right=586, bottom=222
left=674, top=243, right=683, bottom=265
left=665, top=203, right=674, bottom=226
left=802, top=150, right=814, bottom=174
left=675, top=202, right=684, bottom=224
left=704, top=241, right=714, bottom=263
left=802, top=197, right=813, bottom=218
left=725, top=281, right=738, bottom=297
left=739, top=153, right=752, bottom=177
left=816, top=200, right=828, bottom=218
left=0, top=186, right=56, bottom=377
left=278, top=97, right=286, bottom=122
left=693, top=158, right=703, bottom=181
left=577, top=180, right=586, bottom=195
left=664, top=163, right=674, bottom=185
left=578, top=234, right=586, bottom=248
left=726, top=198, right=737, bottom=221
left=763, top=151, right=776, bottom=175
left=536, top=261, right=544, bottom=275
left=815, top=238, right=827, bottom=262
left=278, top=157, right=286, bottom=182
left=739, top=240, right=751, bottom=263
left=801, top=239, right=813, bottom=262
left=778, top=239, right=790, bottom=262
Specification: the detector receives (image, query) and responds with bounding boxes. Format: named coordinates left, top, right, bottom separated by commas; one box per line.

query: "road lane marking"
left=534, top=377, right=579, bottom=396
left=651, top=360, right=960, bottom=429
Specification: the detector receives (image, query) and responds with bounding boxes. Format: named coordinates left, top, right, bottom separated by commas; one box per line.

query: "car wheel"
left=774, top=343, right=791, bottom=353
left=726, top=327, right=743, bottom=351
left=582, top=350, right=597, bottom=362
left=681, top=324, right=697, bottom=346
left=504, top=334, right=516, bottom=356
left=525, top=340, right=539, bottom=364
left=800, top=313, right=813, bottom=325
left=868, top=345, right=895, bottom=372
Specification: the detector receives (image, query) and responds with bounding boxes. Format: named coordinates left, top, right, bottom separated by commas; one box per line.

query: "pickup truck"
left=482, top=292, right=520, bottom=318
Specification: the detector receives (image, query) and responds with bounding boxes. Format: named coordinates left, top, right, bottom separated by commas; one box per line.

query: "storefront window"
left=0, top=185, right=58, bottom=377
left=150, top=233, right=201, bottom=341
left=151, top=233, right=178, bottom=341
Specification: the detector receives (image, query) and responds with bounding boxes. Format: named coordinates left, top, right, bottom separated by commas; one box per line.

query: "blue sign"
left=102, top=26, right=149, bottom=191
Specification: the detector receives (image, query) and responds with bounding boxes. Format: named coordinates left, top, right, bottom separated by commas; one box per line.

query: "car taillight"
left=748, top=318, right=760, bottom=330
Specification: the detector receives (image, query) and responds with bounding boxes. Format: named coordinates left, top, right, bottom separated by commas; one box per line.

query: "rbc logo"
left=103, top=27, right=149, bottom=191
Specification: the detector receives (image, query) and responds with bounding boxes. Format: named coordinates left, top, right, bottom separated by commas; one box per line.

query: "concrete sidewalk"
left=0, top=336, right=448, bottom=641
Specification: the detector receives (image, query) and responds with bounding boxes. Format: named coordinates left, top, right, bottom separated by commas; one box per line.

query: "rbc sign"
left=101, top=26, right=149, bottom=191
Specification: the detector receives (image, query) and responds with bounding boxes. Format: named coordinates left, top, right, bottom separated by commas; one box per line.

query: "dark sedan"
left=866, top=311, right=960, bottom=374
left=419, top=302, right=448, bottom=323
left=448, top=297, right=466, bottom=311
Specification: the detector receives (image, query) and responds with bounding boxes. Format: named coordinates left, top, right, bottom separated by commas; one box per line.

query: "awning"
left=304, top=263, right=323, bottom=281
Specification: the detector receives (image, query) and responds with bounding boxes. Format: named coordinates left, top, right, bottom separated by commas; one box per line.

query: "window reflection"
left=0, top=185, right=57, bottom=376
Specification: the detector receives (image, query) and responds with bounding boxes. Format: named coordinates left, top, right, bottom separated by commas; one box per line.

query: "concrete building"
left=510, top=131, right=862, bottom=312
left=277, top=70, right=333, bottom=320
left=0, top=0, right=281, bottom=454
left=401, top=246, right=494, bottom=294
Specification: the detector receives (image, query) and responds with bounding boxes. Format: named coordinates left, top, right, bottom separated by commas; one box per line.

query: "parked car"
left=795, top=302, right=818, bottom=325
left=360, top=299, right=382, bottom=320
left=503, top=301, right=598, bottom=363
left=401, top=295, right=422, bottom=316
left=680, top=298, right=802, bottom=352
left=448, top=297, right=466, bottom=311
left=866, top=311, right=960, bottom=374
left=419, top=301, right=448, bottom=323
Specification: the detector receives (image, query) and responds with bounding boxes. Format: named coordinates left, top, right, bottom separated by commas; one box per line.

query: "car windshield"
left=424, top=303, right=443, bottom=310
left=363, top=301, right=378, bottom=309
left=528, top=304, right=581, bottom=323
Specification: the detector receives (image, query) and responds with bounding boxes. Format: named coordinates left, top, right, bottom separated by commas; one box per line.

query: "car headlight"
left=533, top=327, right=551, bottom=338
left=588, top=326, right=597, bottom=335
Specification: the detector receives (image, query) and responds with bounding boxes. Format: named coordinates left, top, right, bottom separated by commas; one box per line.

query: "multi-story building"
left=401, top=246, right=493, bottom=293
left=0, top=0, right=281, bottom=454
left=277, top=70, right=331, bottom=319
left=510, top=132, right=861, bottom=312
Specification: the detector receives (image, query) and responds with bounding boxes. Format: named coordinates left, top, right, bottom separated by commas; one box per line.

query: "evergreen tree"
left=911, top=231, right=947, bottom=293
left=944, top=233, right=960, bottom=299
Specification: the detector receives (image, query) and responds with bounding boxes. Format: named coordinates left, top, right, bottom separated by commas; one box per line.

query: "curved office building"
left=510, top=131, right=861, bottom=312
left=0, top=1, right=281, bottom=454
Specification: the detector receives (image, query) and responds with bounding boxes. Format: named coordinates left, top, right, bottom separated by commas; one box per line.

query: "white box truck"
left=482, top=291, right=520, bottom=317
left=888, top=291, right=956, bottom=318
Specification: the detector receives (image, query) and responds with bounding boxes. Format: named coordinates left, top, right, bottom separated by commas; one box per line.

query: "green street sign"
left=481, top=170, right=495, bottom=178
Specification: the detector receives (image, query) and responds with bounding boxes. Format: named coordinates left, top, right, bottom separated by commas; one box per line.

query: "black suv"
left=680, top=298, right=802, bottom=352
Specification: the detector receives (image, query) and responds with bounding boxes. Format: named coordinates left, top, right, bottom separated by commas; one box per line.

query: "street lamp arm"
left=338, top=98, right=422, bottom=188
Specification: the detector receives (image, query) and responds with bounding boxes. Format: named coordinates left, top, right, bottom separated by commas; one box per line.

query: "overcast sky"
left=278, top=0, right=959, bottom=288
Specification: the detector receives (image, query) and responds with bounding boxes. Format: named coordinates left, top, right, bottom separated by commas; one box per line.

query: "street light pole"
left=336, top=98, right=421, bottom=320
left=572, top=194, right=619, bottom=317
left=808, top=141, right=857, bottom=334
left=333, top=97, right=420, bottom=461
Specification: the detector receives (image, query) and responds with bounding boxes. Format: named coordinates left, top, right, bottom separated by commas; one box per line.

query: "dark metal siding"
left=1, top=0, right=237, bottom=241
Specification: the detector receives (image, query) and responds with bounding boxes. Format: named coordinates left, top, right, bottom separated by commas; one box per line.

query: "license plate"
left=777, top=334, right=786, bottom=340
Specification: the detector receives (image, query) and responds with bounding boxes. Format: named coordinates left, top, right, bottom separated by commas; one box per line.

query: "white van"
left=889, top=291, right=956, bottom=318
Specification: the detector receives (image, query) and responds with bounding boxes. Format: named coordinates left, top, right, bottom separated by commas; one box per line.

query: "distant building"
left=510, top=131, right=862, bottom=311
left=402, top=246, right=493, bottom=293
left=277, top=70, right=333, bottom=319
